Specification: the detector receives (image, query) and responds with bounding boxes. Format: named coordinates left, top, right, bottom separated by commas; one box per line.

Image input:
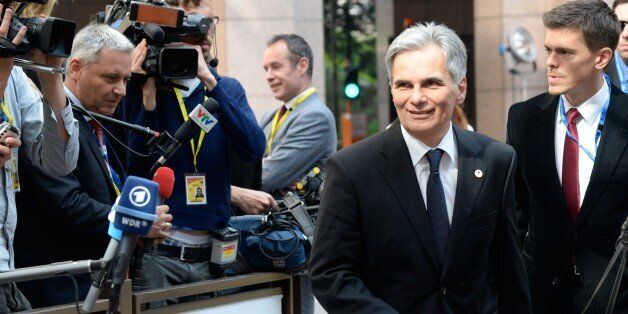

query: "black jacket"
left=15, top=117, right=122, bottom=267
left=310, top=121, right=531, bottom=313
left=506, top=85, right=628, bottom=312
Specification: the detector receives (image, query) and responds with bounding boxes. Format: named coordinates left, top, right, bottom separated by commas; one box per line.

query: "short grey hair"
left=68, top=24, right=134, bottom=67
left=267, top=34, right=314, bottom=77
left=385, top=22, right=467, bottom=85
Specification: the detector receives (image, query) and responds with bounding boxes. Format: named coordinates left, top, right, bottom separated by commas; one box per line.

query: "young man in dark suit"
left=309, top=22, right=531, bottom=313
left=507, top=1, right=628, bottom=312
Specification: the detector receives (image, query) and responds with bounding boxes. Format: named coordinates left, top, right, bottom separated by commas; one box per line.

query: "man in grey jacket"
left=0, top=1, right=79, bottom=312
left=231, top=34, right=336, bottom=213
left=230, top=34, right=336, bottom=314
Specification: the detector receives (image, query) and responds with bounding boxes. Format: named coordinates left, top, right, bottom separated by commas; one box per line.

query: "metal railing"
left=26, top=272, right=297, bottom=314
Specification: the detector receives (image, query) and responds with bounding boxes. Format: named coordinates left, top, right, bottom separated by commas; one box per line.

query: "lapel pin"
left=474, top=169, right=483, bottom=178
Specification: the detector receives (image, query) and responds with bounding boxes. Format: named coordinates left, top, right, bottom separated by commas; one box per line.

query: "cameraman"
left=0, top=1, right=79, bottom=311
left=120, top=0, right=265, bottom=306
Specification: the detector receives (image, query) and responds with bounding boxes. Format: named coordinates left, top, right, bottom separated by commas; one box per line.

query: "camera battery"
left=210, top=227, right=240, bottom=266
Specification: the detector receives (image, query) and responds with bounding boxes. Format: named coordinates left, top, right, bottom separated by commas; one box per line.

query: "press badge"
left=5, top=150, right=19, bottom=192
left=185, top=173, right=207, bottom=205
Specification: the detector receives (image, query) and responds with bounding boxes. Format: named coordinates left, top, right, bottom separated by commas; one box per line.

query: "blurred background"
left=48, top=0, right=614, bottom=144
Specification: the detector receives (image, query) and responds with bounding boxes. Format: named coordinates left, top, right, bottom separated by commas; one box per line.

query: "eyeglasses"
left=621, top=20, right=628, bottom=30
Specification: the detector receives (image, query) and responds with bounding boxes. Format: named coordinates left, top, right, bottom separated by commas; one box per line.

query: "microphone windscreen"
left=142, top=23, right=165, bottom=42
left=153, top=167, right=175, bottom=199
left=201, top=97, right=219, bottom=112
left=113, top=176, right=158, bottom=236
left=173, top=119, right=197, bottom=142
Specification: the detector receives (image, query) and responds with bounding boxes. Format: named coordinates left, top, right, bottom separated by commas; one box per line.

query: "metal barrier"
left=26, top=273, right=297, bottom=314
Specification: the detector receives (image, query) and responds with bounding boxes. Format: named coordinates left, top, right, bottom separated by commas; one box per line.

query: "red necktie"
left=89, top=120, right=104, bottom=146
left=277, top=105, right=288, bottom=120
left=562, top=108, right=581, bottom=222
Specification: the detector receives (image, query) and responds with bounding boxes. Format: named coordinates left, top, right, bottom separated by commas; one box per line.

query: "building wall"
left=212, top=0, right=326, bottom=119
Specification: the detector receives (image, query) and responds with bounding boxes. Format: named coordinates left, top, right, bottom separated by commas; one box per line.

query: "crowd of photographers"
left=0, top=0, right=336, bottom=312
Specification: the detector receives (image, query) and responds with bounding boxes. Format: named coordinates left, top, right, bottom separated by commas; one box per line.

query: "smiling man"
left=309, top=22, right=530, bottom=313
left=506, top=1, right=628, bottom=312
left=258, top=34, right=336, bottom=193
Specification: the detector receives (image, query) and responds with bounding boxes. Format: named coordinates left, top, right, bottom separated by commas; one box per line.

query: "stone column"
left=212, top=0, right=325, bottom=119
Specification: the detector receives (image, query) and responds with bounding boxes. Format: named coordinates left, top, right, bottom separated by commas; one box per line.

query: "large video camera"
left=0, top=0, right=75, bottom=58
left=106, top=0, right=210, bottom=79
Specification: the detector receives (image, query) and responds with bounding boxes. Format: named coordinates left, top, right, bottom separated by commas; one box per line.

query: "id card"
left=5, top=150, right=19, bottom=192
left=185, top=173, right=207, bottom=205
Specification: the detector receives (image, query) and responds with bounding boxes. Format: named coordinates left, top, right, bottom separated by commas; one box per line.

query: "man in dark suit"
left=13, top=24, right=172, bottom=309
left=309, top=22, right=530, bottom=313
left=507, top=1, right=628, bottom=312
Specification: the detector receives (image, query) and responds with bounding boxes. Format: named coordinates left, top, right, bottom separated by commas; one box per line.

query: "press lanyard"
left=266, top=87, right=316, bottom=154
left=558, top=74, right=610, bottom=162
left=1, top=97, right=14, bottom=125
left=175, top=89, right=208, bottom=173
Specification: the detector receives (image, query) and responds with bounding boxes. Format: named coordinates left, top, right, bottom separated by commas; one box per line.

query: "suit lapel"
left=78, top=118, right=116, bottom=196
left=576, top=89, right=628, bottom=229
left=379, top=121, right=441, bottom=272
left=532, top=95, right=573, bottom=223
left=441, top=127, right=486, bottom=277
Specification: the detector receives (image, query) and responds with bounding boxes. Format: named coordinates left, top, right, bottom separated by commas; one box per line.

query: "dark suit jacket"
left=309, top=121, right=531, bottom=314
left=15, top=117, right=121, bottom=267
left=506, top=85, right=628, bottom=313
left=607, top=55, right=623, bottom=91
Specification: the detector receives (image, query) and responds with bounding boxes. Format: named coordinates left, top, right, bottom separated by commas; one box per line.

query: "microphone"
left=209, top=31, right=219, bottom=67
left=149, top=97, right=219, bottom=174
left=83, top=169, right=174, bottom=313
left=71, top=105, right=160, bottom=137
left=107, top=176, right=159, bottom=313
left=154, top=166, right=175, bottom=204
left=142, top=23, right=165, bottom=43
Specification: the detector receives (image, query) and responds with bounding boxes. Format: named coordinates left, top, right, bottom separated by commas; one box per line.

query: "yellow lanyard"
left=1, top=98, right=14, bottom=125
left=266, top=87, right=316, bottom=154
left=174, top=89, right=208, bottom=173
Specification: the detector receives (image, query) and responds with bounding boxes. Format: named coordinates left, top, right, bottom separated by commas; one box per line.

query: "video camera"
left=0, top=0, right=75, bottom=58
left=105, top=0, right=211, bottom=79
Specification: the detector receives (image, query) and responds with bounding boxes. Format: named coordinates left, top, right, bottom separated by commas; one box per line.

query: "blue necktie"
left=426, top=149, right=450, bottom=266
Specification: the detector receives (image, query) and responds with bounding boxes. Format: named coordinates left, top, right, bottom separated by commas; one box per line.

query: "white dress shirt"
left=282, top=86, right=315, bottom=110
left=401, top=124, right=458, bottom=223
left=555, top=81, right=609, bottom=206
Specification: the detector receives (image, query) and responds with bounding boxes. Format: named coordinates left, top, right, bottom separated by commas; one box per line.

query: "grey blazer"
left=259, top=92, right=337, bottom=192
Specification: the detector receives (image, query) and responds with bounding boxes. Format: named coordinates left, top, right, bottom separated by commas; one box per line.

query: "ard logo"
left=129, top=186, right=151, bottom=207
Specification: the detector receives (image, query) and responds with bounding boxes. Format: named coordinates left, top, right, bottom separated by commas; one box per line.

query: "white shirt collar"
left=401, top=123, right=457, bottom=168
left=283, top=86, right=315, bottom=110
left=64, top=85, right=95, bottom=122
left=560, top=79, right=609, bottom=126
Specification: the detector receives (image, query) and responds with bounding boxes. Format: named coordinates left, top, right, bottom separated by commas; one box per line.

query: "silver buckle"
left=574, top=264, right=580, bottom=276
left=179, top=246, right=189, bottom=261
